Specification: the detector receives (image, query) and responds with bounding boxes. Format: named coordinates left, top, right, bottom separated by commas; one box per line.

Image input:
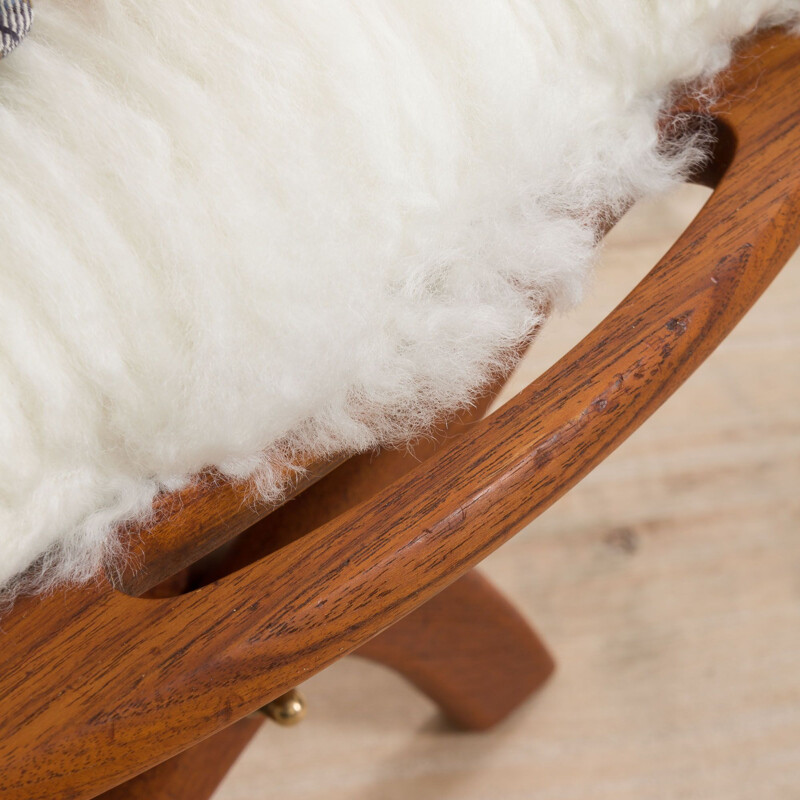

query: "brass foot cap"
left=262, top=688, right=307, bottom=727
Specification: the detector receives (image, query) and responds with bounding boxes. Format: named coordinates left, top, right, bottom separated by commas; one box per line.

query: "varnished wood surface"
left=115, top=457, right=342, bottom=597
left=216, top=188, right=800, bottom=798
left=96, top=716, right=262, bottom=800
left=2, top=27, right=800, bottom=800
left=111, top=568, right=552, bottom=797
left=117, top=349, right=517, bottom=596
left=183, top=375, right=516, bottom=590
left=105, top=568, right=549, bottom=797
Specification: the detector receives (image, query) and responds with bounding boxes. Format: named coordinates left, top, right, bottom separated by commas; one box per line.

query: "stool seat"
left=0, top=0, right=797, bottom=599
left=1, top=16, right=800, bottom=797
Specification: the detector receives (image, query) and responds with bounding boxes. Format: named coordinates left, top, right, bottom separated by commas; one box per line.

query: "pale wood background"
left=216, top=184, right=800, bottom=800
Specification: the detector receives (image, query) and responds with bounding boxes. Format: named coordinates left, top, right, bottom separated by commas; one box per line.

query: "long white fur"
left=0, top=0, right=797, bottom=601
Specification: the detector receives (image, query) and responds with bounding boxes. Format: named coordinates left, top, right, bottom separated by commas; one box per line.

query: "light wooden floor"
left=216, top=185, right=800, bottom=800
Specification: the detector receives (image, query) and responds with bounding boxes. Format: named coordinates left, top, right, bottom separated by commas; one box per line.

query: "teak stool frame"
left=2, top=27, right=799, bottom=800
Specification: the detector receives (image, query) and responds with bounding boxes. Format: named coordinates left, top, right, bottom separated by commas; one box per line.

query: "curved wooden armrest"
left=2, top=26, right=800, bottom=800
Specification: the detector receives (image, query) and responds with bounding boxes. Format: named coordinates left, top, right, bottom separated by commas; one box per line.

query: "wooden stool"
left=2, top=27, right=800, bottom=800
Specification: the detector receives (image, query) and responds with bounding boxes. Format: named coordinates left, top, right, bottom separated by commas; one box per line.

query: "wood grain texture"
left=184, top=374, right=514, bottom=590
left=2, top=26, right=799, bottom=800
left=216, top=194, right=800, bottom=800
left=117, top=344, right=516, bottom=596
left=115, top=457, right=342, bottom=597
left=95, top=716, right=263, bottom=800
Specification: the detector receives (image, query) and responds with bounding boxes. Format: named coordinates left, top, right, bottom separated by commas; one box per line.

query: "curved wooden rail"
left=117, top=370, right=509, bottom=596
left=1, top=27, right=799, bottom=800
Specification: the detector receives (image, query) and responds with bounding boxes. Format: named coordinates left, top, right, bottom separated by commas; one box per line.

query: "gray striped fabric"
left=1, top=0, right=32, bottom=60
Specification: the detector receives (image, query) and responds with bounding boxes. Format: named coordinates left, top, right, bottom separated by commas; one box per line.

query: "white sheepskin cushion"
left=0, top=0, right=798, bottom=599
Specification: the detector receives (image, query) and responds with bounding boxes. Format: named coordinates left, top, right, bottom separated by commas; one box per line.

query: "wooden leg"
left=96, top=574, right=548, bottom=798
left=94, top=715, right=263, bottom=800
left=162, top=375, right=551, bottom=735
left=96, top=576, right=549, bottom=799
left=356, top=570, right=555, bottom=731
